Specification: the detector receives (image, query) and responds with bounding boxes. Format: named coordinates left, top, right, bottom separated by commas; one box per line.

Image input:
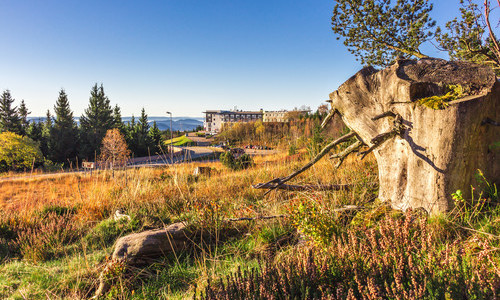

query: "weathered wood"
left=226, top=215, right=286, bottom=222
left=253, top=182, right=352, bottom=191
left=321, top=109, right=337, bottom=129
left=259, top=132, right=356, bottom=195
left=330, top=140, right=364, bottom=168
left=329, top=58, right=500, bottom=213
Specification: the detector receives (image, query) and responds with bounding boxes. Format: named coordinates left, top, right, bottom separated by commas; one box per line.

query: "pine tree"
left=79, top=84, right=114, bottom=159
left=41, top=110, right=53, bottom=157
left=331, top=0, right=435, bottom=66
left=18, top=100, right=30, bottom=135
left=149, top=121, right=164, bottom=154
left=136, top=108, right=153, bottom=157
left=112, top=104, right=126, bottom=135
left=0, top=90, right=22, bottom=134
left=27, top=120, right=43, bottom=143
left=50, top=89, right=79, bottom=163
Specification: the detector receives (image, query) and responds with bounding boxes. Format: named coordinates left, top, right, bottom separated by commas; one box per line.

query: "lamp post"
left=166, top=111, right=173, bottom=164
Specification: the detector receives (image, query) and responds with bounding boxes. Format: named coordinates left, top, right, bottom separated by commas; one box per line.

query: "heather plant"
left=197, top=211, right=500, bottom=299
left=14, top=213, right=81, bottom=262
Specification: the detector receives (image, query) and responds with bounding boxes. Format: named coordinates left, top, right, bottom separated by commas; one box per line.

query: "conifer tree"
left=18, top=100, right=30, bottom=135
left=79, top=84, right=114, bottom=159
left=331, top=0, right=435, bottom=66
left=41, top=110, right=53, bottom=157
left=0, top=90, right=22, bottom=134
left=134, top=108, right=153, bottom=157
left=27, top=120, right=43, bottom=143
left=112, top=104, right=126, bottom=135
left=149, top=121, right=164, bottom=154
left=126, top=115, right=138, bottom=156
left=50, top=89, right=79, bottom=163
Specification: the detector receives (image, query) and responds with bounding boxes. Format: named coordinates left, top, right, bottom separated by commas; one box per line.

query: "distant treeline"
left=0, top=84, right=170, bottom=166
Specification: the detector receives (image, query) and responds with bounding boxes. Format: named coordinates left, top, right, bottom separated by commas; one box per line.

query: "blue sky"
left=0, top=0, right=472, bottom=117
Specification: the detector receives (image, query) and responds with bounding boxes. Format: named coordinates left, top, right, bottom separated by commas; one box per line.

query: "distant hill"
left=27, top=116, right=204, bottom=132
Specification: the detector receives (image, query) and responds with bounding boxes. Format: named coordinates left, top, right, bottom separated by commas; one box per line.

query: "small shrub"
left=15, top=213, right=80, bottom=262
left=220, top=152, right=253, bottom=170
left=42, top=158, right=64, bottom=172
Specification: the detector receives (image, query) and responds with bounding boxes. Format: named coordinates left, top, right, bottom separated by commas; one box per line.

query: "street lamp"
left=166, top=111, right=173, bottom=164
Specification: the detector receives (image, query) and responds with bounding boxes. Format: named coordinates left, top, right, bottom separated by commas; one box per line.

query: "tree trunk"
left=329, top=58, right=499, bottom=213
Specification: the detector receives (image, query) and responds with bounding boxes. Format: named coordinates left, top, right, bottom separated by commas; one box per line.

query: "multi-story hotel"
left=203, top=109, right=311, bottom=134
left=203, top=110, right=263, bottom=134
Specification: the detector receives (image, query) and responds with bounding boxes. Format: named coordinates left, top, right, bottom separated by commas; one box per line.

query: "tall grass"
left=0, top=150, right=498, bottom=299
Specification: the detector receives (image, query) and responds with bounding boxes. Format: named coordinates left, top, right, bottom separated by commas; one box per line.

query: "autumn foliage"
left=100, top=129, right=131, bottom=168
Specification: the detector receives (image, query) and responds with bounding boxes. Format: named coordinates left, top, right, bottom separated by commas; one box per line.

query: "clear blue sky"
left=0, top=0, right=468, bottom=117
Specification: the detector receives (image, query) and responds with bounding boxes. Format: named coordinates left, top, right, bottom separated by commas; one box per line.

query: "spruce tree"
left=50, top=89, right=79, bottom=163
left=41, top=110, right=53, bottom=157
left=0, top=90, right=22, bottom=134
left=112, top=104, right=126, bottom=135
left=27, top=120, right=43, bottom=143
left=136, top=108, right=153, bottom=157
left=149, top=121, right=164, bottom=154
left=18, top=100, right=30, bottom=135
left=126, top=115, right=138, bottom=156
left=79, top=84, right=114, bottom=159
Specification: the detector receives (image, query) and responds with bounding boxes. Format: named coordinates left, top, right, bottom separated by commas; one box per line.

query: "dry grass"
left=1, top=149, right=498, bottom=299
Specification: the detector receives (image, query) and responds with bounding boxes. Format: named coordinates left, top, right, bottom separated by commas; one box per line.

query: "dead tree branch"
left=321, top=109, right=337, bottom=129
left=371, top=111, right=396, bottom=121
left=482, top=117, right=500, bottom=126
left=359, top=131, right=398, bottom=159
left=330, top=140, right=364, bottom=168
left=253, top=183, right=352, bottom=191
left=258, top=132, right=356, bottom=195
left=226, top=215, right=286, bottom=222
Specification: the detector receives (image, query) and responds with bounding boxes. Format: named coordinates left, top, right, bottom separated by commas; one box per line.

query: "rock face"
left=330, top=58, right=499, bottom=213
left=112, top=222, right=191, bottom=264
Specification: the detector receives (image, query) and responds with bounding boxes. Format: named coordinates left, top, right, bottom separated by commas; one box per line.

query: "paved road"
left=0, top=146, right=277, bottom=182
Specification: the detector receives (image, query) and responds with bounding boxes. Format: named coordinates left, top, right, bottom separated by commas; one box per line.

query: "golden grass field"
left=0, top=150, right=498, bottom=299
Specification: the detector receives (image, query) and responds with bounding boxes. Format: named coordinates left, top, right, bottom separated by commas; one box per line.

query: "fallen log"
left=252, top=182, right=352, bottom=191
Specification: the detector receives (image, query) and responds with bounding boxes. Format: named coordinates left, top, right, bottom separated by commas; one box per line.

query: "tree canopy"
left=80, top=84, right=114, bottom=159
left=332, top=0, right=500, bottom=71
left=0, top=131, right=42, bottom=171
left=331, top=0, right=435, bottom=66
left=0, top=90, right=22, bottom=135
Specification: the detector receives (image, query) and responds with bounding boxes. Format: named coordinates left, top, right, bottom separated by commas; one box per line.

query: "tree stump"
left=329, top=58, right=499, bottom=213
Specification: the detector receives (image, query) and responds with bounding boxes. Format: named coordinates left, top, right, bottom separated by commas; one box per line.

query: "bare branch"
left=482, top=117, right=500, bottom=126
left=253, top=183, right=352, bottom=191
left=258, top=132, right=357, bottom=195
left=372, top=111, right=396, bottom=121
left=330, top=140, right=364, bottom=168
left=321, top=109, right=337, bottom=129
left=485, top=0, right=500, bottom=63
left=359, top=131, right=398, bottom=160
left=226, top=215, right=286, bottom=222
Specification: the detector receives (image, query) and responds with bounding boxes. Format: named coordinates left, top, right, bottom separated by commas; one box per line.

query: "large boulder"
left=329, top=58, right=499, bottom=213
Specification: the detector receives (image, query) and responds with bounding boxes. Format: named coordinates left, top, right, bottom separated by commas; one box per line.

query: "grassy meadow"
left=0, top=150, right=499, bottom=299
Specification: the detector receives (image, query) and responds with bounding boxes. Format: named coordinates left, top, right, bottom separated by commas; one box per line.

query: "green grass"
left=164, top=136, right=195, bottom=146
